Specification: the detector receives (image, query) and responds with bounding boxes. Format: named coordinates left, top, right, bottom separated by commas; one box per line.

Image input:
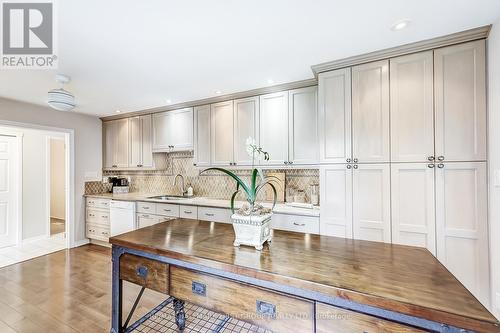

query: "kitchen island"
left=109, top=218, right=500, bottom=333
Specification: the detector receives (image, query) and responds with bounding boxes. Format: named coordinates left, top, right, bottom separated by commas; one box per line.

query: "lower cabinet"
left=179, top=205, right=198, bottom=219
left=85, top=198, right=111, bottom=242
left=170, top=266, right=315, bottom=333
left=315, top=303, right=425, bottom=333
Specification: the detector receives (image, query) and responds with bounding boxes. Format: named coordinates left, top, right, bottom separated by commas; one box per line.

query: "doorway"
left=0, top=135, right=20, bottom=249
left=48, top=138, right=66, bottom=237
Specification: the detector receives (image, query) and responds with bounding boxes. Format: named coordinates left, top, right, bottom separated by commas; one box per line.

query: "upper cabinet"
left=434, top=40, right=486, bottom=162
left=103, top=118, right=130, bottom=169
left=288, top=86, right=318, bottom=165
left=193, top=105, right=211, bottom=167
left=351, top=60, right=390, bottom=163
left=103, top=115, right=153, bottom=170
left=318, top=68, right=351, bottom=164
left=233, top=97, right=259, bottom=166
left=390, top=51, right=434, bottom=163
left=152, top=108, right=194, bottom=152
left=210, top=101, right=234, bottom=166
left=259, top=92, right=289, bottom=166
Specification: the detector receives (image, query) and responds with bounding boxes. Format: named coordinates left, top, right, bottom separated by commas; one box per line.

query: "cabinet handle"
left=353, top=158, right=358, bottom=163
left=437, top=156, right=445, bottom=161
left=428, top=164, right=435, bottom=168
left=256, top=300, right=276, bottom=318
left=184, top=211, right=192, bottom=214
left=437, top=163, right=444, bottom=168
left=289, top=161, right=293, bottom=165
left=353, top=164, right=358, bottom=169
left=284, top=161, right=288, bottom=165
left=142, top=207, right=149, bottom=210
left=192, top=281, right=206, bottom=296
left=142, top=214, right=150, bottom=218
left=101, top=215, right=107, bottom=218
left=136, top=266, right=148, bottom=278
left=346, top=158, right=351, bottom=163
left=112, top=165, right=117, bottom=168
left=293, top=222, right=305, bottom=226
left=428, top=156, right=435, bottom=161
left=137, top=164, right=143, bottom=167
left=346, top=165, right=352, bottom=169
left=164, top=209, right=171, bottom=212
left=205, top=213, right=215, bottom=217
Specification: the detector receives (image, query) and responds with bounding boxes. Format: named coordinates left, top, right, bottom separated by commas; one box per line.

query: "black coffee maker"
left=108, top=177, right=129, bottom=192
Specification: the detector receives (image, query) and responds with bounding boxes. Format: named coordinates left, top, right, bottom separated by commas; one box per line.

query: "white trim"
left=72, top=239, right=90, bottom=248
left=21, top=234, right=50, bottom=244
left=45, top=136, right=51, bottom=238
left=0, top=120, right=75, bottom=250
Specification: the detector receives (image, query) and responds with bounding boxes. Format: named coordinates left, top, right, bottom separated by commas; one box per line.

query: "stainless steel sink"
left=147, top=195, right=190, bottom=201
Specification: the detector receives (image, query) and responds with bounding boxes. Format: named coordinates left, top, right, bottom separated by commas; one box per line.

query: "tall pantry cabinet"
left=319, top=39, right=489, bottom=307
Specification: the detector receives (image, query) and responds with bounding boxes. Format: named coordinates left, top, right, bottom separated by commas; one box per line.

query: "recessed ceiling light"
left=391, top=19, right=411, bottom=31
left=215, top=90, right=222, bottom=95
left=116, top=110, right=121, bottom=113
left=267, top=79, right=274, bottom=85
left=166, top=99, right=172, bottom=104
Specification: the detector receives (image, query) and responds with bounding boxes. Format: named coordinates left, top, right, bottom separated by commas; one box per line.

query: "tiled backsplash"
left=85, top=152, right=319, bottom=203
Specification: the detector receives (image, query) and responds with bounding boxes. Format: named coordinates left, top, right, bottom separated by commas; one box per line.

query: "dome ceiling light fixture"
left=47, top=74, right=76, bottom=112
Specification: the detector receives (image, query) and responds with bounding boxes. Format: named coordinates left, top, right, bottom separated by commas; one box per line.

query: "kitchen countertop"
left=84, top=192, right=320, bottom=217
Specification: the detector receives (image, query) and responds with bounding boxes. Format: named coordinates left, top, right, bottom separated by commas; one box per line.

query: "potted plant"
left=201, top=137, right=278, bottom=250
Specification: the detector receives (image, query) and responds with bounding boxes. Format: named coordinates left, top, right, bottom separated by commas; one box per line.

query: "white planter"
left=231, top=212, right=273, bottom=251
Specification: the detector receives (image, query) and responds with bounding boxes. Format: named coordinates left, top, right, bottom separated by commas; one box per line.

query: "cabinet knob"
left=289, top=161, right=293, bottom=165
left=205, top=213, right=215, bottom=217
left=353, top=158, right=358, bottom=163
left=112, top=165, right=117, bottom=168
left=437, top=163, right=444, bottom=168
left=184, top=211, right=192, bottom=214
left=346, top=158, right=351, bottom=163
left=293, top=222, right=305, bottom=226
left=427, top=156, right=435, bottom=161
left=353, top=164, right=358, bottom=169
left=346, top=165, right=352, bottom=169
left=428, top=164, right=435, bottom=168
left=437, top=156, right=445, bottom=161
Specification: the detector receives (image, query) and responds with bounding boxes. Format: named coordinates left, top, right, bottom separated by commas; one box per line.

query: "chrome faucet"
left=173, top=174, right=187, bottom=196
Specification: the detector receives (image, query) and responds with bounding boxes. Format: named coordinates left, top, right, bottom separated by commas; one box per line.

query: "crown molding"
left=100, top=78, right=317, bottom=121
left=311, top=25, right=491, bottom=76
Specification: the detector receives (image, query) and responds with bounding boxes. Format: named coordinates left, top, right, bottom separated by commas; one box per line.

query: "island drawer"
left=86, top=208, right=110, bottom=225
left=170, top=266, right=314, bottom=332
left=156, top=203, right=180, bottom=217
left=137, top=201, right=156, bottom=214
left=86, top=197, right=110, bottom=210
left=271, top=214, right=319, bottom=234
left=315, top=303, right=426, bottom=333
left=198, top=206, right=232, bottom=223
left=180, top=205, right=197, bottom=219
left=120, top=254, right=169, bottom=294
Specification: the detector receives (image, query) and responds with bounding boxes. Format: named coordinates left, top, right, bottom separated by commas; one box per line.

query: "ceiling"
left=1, top=0, right=500, bottom=117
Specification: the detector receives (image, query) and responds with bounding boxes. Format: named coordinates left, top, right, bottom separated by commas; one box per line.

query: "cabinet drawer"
left=86, top=208, right=110, bottom=225
left=120, top=254, right=169, bottom=294
left=316, top=303, right=426, bottom=333
left=180, top=205, right=197, bottom=219
left=198, top=206, right=232, bottom=223
left=86, top=197, right=110, bottom=210
left=137, top=213, right=160, bottom=229
left=271, top=214, right=319, bottom=234
left=137, top=201, right=156, bottom=214
left=86, top=223, right=110, bottom=241
left=170, top=266, right=314, bottom=332
left=156, top=203, right=180, bottom=217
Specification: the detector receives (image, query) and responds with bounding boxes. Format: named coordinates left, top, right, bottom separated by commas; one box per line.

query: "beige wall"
left=50, top=138, right=65, bottom=220
left=488, top=19, right=500, bottom=319
left=0, top=97, right=102, bottom=246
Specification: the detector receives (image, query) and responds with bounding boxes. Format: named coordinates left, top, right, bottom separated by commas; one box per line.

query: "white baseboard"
left=22, top=235, right=50, bottom=244
left=71, top=239, right=90, bottom=248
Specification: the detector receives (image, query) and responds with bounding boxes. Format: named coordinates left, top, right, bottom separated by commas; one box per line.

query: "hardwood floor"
left=0, top=245, right=165, bottom=333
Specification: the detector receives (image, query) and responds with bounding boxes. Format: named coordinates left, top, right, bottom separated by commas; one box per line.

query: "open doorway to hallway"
left=49, top=138, right=66, bottom=237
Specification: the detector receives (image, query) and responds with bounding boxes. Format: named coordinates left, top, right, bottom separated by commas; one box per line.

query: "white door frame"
left=0, top=130, right=23, bottom=246
left=0, top=120, right=74, bottom=249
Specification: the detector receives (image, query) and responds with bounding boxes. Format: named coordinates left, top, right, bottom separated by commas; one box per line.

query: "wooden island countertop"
left=110, top=218, right=500, bottom=332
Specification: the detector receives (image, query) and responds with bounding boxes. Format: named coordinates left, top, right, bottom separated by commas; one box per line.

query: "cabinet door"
left=152, top=111, right=172, bottom=151
left=233, top=97, right=259, bottom=166
left=318, top=68, right=351, bottom=164
left=320, top=165, right=352, bottom=238
left=259, top=92, right=289, bottom=166
left=352, top=60, right=390, bottom=163
left=289, top=86, right=318, bottom=165
left=211, top=101, right=234, bottom=165
left=390, top=51, right=434, bottom=162
left=103, top=121, right=115, bottom=168
left=194, top=105, right=211, bottom=167
left=129, top=116, right=142, bottom=168
left=352, top=163, right=391, bottom=243
left=391, top=163, right=436, bottom=254
left=170, top=108, right=194, bottom=151
left=114, top=118, right=129, bottom=168
left=435, top=161, right=489, bottom=306
left=434, top=40, right=486, bottom=162
left=141, top=115, right=153, bottom=167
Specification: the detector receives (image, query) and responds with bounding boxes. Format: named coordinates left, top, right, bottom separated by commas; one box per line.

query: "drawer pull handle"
left=192, top=281, right=206, bottom=296
left=184, top=211, right=192, bottom=214
left=102, top=215, right=107, bottom=218
left=142, top=207, right=149, bottom=210
left=293, top=222, right=305, bottom=226
left=256, top=300, right=276, bottom=318
left=164, top=209, right=171, bottom=212
left=136, top=266, right=148, bottom=278
left=205, top=213, right=215, bottom=217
